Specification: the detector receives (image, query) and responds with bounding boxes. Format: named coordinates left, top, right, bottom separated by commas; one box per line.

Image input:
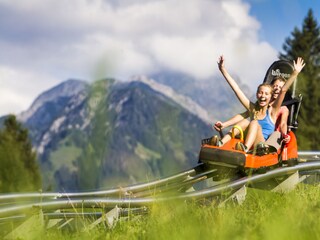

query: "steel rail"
left=1, top=151, right=318, bottom=203
left=0, top=207, right=148, bottom=223
left=0, top=164, right=205, bottom=202
left=300, top=169, right=320, bottom=175
left=1, top=161, right=320, bottom=218
left=298, top=151, right=320, bottom=160
left=0, top=167, right=217, bottom=209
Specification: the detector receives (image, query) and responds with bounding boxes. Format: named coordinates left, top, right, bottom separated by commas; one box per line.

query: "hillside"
left=17, top=78, right=211, bottom=191
left=0, top=70, right=253, bottom=191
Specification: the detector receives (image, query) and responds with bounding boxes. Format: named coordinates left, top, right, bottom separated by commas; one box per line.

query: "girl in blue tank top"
left=257, top=109, right=275, bottom=140
left=217, top=55, right=305, bottom=152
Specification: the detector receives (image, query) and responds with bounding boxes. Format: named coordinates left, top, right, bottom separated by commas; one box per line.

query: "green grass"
left=2, top=184, right=320, bottom=240
left=50, top=144, right=81, bottom=171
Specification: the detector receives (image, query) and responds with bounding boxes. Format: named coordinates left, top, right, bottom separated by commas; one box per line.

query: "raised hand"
left=293, top=57, right=305, bottom=73
left=217, top=55, right=225, bottom=70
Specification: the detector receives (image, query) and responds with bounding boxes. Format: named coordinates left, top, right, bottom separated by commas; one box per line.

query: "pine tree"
left=0, top=115, right=41, bottom=192
left=279, top=9, right=320, bottom=150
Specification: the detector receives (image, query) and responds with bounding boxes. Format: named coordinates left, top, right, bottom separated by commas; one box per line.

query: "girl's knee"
left=249, top=120, right=259, bottom=128
left=250, top=119, right=258, bottom=125
left=238, top=119, right=250, bottom=128
left=248, top=120, right=262, bottom=134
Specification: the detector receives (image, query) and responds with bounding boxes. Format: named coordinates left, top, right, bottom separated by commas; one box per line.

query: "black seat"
left=263, top=60, right=302, bottom=132
left=282, top=94, right=302, bottom=132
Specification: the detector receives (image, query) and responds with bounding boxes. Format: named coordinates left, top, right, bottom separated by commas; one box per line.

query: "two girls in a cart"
left=211, top=56, right=305, bottom=153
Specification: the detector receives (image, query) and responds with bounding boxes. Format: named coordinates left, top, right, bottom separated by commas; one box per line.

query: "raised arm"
left=217, top=55, right=251, bottom=110
left=272, top=57, right=305, bottom=113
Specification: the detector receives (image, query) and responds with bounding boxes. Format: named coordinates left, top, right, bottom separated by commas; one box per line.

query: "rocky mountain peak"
left=130, top=75, right=212, bottom=124
left=18, top=79, right=88, bottom=123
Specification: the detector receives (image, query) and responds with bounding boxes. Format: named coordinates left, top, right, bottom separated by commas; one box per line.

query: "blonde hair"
left=251, top=83, right=273, bottom=120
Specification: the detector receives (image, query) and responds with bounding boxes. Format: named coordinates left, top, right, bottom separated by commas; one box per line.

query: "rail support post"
left=218, top=185, right=247, bottom=207
left=87, top=206, right=120, bottom=230
left=4, top=208, right=44, bottom=240
left=249, top=171, right=299, bottom=193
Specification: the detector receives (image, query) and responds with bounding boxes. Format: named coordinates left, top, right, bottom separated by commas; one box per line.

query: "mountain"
left=129, top=75, right=212, bottom=124
left=150, top=71, right=253, bottom=121
left=18, top=79, right=88, bottom=148
left=16, top=78, right=211, bottom=191
left=1, top=70, right=252, bottom=192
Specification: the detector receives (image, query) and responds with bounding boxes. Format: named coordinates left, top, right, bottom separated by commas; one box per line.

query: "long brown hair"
left=271, top=76, right=286, bottom=85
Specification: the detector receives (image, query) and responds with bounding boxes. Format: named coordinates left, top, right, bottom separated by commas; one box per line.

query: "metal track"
left=298, top=151, right=320, bottom=161
left=0, top=164, right=211, bottom=203
left=0, top=151, right=319, bottom=233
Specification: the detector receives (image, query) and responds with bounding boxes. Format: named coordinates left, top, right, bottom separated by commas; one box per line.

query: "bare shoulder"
left=279, top=106, right=289, bottom=114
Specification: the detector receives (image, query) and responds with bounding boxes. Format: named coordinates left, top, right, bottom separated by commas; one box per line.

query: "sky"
left=0, top=0, right=319, bottom=116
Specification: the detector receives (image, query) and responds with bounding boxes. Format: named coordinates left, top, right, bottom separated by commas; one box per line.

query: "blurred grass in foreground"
left=4, top=183, right=320, bottom=240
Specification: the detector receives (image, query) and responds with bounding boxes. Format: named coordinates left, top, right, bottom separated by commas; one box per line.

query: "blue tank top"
left=258, top=109, right=275, bottom=140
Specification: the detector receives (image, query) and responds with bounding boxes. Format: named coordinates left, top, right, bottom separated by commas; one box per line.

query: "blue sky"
left=245, top=0, right=320, bottom=51
left=0, top=0, right=319, bottom=116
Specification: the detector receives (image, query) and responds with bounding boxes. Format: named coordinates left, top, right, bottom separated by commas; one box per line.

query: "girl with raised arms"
left=216, top=55, right=305, bottom=152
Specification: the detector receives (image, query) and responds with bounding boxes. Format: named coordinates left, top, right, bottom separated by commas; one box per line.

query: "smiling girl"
left=217, top=55, right=305, bottom=152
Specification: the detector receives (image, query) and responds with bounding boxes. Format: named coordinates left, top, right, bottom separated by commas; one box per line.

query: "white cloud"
left=147, top=33, right=217, bottom=78
left=0, top=0, right=278, bottom=116
left=0, top=66, right=60, bottom=115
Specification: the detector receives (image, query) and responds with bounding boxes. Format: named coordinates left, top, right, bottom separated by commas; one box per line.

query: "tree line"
left=0, top=115, right=41, bottom=192
left=280, top=9, right=320, bottom=150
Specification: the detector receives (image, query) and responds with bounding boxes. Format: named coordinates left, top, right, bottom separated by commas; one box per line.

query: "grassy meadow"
left=3, top=183, right=320, bottom=240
